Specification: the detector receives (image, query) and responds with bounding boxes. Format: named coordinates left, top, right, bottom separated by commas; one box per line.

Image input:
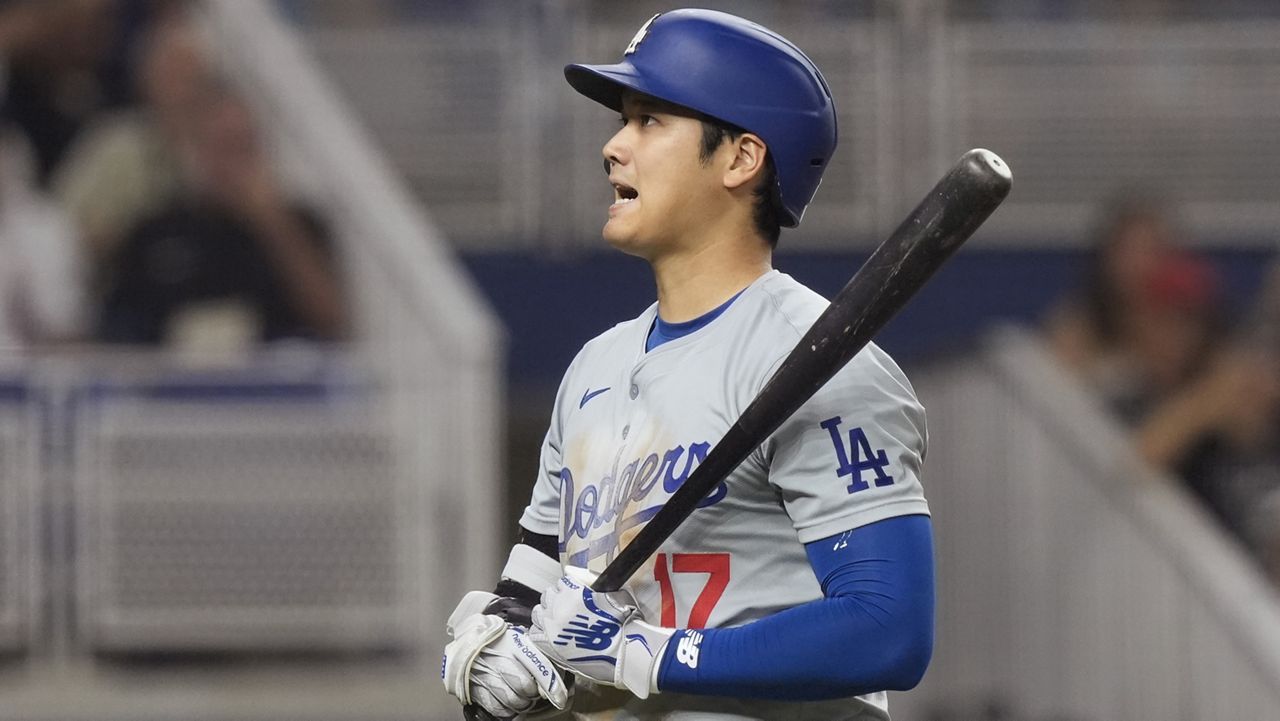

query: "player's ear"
left=723, top=133, right=768, bottom=191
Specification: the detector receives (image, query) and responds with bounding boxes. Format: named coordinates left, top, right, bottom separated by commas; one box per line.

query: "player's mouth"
left=611, top=182, right=639, bottom=211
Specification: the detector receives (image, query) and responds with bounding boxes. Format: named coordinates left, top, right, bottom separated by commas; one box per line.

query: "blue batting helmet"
left=565, top=9, right=838, bottom=228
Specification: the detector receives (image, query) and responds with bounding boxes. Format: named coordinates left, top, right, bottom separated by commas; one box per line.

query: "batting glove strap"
left=446, top=590, right=501, bottom=637
left=618, top=619, right=675, bottom=699
left=500, top=543, right=564, bottom=594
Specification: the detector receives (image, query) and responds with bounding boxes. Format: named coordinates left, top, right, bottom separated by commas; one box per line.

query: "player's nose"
left=602, top=129, right=630, bottom=170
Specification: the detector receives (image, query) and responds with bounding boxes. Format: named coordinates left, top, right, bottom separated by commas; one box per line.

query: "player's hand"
left=442, top=591, right=570, bottom=718
left=528, top=567, right=675, bottom=699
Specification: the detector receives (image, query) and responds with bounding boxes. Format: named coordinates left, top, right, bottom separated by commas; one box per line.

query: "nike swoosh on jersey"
left=579, top=387, right=611, bottom=408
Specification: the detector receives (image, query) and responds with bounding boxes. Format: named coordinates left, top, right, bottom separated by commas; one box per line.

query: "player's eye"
left=618, top=113, right=658, bottom=128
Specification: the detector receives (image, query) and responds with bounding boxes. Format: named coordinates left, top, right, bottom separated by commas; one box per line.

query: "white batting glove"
left=442, top=591, right=570, bottom=718
left=528, top=567, right=675, bottom=699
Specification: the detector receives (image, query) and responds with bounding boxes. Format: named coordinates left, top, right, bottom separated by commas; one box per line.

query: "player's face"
left=600, top=93, right=726, bottom=257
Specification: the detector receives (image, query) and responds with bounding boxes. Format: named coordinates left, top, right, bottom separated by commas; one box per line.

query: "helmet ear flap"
left=564, top=8, right=838, bottom=228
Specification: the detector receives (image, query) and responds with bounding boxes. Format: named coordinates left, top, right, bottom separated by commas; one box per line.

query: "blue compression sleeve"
left=656, top=514, right=935, bottom=700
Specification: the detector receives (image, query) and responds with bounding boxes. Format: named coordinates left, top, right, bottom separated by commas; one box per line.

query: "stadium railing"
left=896, top=326, right=1280, bottom=721
left=69, top=353, right=421, bottom=652
left=0, top=370, right=40, bottom=655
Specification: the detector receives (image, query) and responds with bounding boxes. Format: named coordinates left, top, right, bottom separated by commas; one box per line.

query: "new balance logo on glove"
left=512, top=631, right=559, bottom=685
left=554, top=587, right=623, bottom=652
left=675, top=630, right=703, bottom=669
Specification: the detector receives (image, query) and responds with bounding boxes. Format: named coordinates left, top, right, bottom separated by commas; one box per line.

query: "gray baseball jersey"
left=520, top=269, right=929, bottom=720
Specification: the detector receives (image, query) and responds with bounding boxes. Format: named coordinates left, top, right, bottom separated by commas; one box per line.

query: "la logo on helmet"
left=625, top=13, right=661, bottom=55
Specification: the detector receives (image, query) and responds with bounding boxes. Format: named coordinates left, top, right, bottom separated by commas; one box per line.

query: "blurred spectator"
left=95, top=83, right=347, bottom=349
left=1107, top=251, right=1223, bottom=425
left=1115, top=255, right=1274, bottom=476
left=1045, top=193, right=1179, bottom=382
left=0, top=0, right=141, bottom=187
left=0, top=125, right=87, bottom=346
left=1047, top=193, right=1280, bottom=581
left=52, top=10, right=213, bottom=276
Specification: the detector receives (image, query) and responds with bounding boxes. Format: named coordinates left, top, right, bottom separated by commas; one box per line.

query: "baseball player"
left=443, top=9, right=934, bottom=720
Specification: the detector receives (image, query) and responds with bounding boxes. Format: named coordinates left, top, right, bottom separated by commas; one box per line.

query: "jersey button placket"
left=629, top=383, right=639, bottom=400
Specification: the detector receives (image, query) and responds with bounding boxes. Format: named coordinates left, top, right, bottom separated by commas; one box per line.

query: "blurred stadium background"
left=0, top=0, right=1275, bottom=719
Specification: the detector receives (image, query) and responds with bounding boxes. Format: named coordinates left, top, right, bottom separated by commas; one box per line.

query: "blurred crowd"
left=0, top=0, right=345, bottom=353
left=2, top=0, right=1275, bottom=590
left=1045, top=193, right=1280, bottom=584
left=279, top=0, right=1280, bottom=25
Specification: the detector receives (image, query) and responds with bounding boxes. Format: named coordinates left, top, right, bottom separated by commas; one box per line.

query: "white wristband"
left=500, top=543, right=563, bottom=592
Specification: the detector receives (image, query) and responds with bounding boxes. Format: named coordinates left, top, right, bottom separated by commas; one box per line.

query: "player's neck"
left=651, top=233, right=772, bottom=323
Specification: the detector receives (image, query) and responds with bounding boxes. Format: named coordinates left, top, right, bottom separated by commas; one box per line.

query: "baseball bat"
left=461, top=148, right=1010, bottom=719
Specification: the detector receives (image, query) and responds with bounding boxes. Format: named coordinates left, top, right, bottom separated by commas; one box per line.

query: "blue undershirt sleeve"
left=655, top=514, right=935, bottom=700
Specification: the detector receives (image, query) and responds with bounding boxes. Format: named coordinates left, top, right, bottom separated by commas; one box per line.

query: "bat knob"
left=958, top=148, right=1013, bottom=203
left=463, top=704, right=500, bottom=721
left=967, top=148, right=1011, bottom=182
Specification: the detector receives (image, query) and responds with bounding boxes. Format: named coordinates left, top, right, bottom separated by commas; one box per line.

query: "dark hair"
left=698, top=119, right=782, bottom=248
left=1082, top=192, right=1173, bottom=344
